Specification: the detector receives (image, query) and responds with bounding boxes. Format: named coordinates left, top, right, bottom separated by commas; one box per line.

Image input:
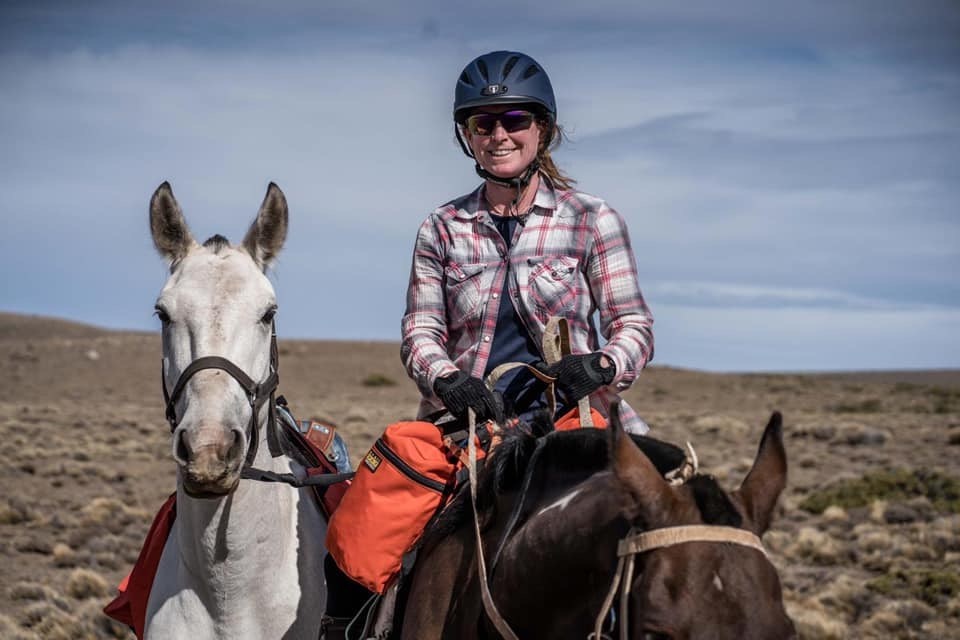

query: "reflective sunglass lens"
left=466, top=110, right=534, bottom=135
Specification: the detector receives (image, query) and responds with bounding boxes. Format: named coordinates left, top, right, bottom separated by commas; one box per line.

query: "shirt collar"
left=463, top=173, right=558, bottom=220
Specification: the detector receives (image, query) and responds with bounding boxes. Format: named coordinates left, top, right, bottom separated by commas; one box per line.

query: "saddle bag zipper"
left=373, top=438, right=447, bottom=493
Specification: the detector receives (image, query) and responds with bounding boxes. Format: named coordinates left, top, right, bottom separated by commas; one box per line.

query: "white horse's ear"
left=243, top=182, right=288, bottom=271
left=150, top=181, right=196, bottom=265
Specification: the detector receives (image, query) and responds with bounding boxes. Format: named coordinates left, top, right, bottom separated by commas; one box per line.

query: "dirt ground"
left=1, top=311, right=958, bottom=639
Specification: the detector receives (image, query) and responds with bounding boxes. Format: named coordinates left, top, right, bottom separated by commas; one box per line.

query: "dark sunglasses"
left=464, top=109, right=535, bottom=136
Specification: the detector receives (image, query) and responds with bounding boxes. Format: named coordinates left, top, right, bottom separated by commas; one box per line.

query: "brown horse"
left=397, top=406, right=796, bottom=639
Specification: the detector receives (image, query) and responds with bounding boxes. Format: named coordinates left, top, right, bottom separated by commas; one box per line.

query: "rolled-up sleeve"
left=400, top=215, right=460, bottom=397
left=588, top=203, right=654, bottom=390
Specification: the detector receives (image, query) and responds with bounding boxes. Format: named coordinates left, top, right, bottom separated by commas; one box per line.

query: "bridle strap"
left=161, top=327, right=282, bottom=468
left=619, top=525, right=768, bottom=558
left=591, top=525, right=768, bottom=639
left=165, top=356, right=260, bottom=424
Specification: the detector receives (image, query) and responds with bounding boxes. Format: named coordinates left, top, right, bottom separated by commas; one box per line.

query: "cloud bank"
left=1, top=1, right=958, bottom=371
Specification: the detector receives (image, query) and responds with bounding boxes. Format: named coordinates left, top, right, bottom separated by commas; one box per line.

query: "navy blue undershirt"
left=483, top=213, right=551, bottom=420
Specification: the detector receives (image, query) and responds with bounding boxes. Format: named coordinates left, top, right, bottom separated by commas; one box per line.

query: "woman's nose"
left=489, top=121, right=509, bottom=141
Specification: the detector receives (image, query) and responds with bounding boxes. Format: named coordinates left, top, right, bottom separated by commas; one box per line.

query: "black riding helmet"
left=454, top=51, right=556, bottom=191
left=454, top=50, right=556, bottom=124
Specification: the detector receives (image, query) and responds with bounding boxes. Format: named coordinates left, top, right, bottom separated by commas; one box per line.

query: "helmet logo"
left=481, top=83, right=507, bottom=96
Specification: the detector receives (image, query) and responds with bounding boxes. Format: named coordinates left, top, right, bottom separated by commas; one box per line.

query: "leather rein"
left=161, top=323, right=348, bottom=489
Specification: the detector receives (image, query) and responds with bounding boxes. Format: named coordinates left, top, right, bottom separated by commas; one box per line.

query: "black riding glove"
left=433, top=371, right=504, bottom=423
left=537, top=353, right=616, bottom=403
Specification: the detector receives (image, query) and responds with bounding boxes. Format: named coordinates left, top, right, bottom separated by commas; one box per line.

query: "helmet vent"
left=476, top=59, right=489, bottom=82
left=503, top=55, right=520, bottom=79
left=459, top=70, right=474, bottom=86
left=522, top=64, right=541, bottom=80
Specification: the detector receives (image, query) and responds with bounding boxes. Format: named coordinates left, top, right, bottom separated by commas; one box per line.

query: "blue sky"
left=2, top=1, right=958, bottom=372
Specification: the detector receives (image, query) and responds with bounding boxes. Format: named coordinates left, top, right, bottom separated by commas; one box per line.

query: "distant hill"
left=0, top=310, right=957, bottom=389
left=0, top=311, right=117, bottom=341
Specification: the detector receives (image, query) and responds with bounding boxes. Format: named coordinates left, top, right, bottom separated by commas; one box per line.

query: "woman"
left=401, top=50, right=654, bottom=432
left=322, top=51, right=655, bottom=639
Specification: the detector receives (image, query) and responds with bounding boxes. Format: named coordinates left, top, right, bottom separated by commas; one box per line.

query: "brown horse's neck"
left=486, top=473, right=633, bottom=636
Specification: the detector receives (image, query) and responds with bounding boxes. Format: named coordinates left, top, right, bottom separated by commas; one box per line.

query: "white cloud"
left=1, top=2, right=958, bottom=371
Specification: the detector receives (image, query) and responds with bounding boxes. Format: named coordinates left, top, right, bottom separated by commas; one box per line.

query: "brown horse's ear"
left=150, top=182, right=196, bottom=266
left=609, top=402, right=675, bottom=527
left=734, top=412, right=787, bottom=535
left=243, top=182, right=288, bottom=271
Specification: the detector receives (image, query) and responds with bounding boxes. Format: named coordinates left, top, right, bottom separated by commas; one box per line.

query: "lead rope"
left=591, top=549, right=627, bottom=640
left=468, top=407, right=520, bottom=640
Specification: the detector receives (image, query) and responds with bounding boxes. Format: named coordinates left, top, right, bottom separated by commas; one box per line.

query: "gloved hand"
left=433, top=371, right=504, bottom=423
left=537, top=353, right=615, bottom=402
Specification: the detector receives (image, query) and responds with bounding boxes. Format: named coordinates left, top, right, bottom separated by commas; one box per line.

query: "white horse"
left=145, top=182, right=327, bottom=639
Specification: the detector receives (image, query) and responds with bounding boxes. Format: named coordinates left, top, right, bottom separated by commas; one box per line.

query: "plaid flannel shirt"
left=401, top=178, right=654, bottom=433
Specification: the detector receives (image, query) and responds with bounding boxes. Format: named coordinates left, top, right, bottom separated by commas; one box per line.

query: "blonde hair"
left=537, top=118, right=575, bottom=190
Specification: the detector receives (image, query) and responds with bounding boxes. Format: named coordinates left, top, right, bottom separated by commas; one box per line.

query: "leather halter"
left=591, top=526, right=768, bottom=640
left=161, top=323, right=282, bottom=469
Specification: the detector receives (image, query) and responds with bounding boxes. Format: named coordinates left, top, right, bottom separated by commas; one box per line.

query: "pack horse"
left=141, top=182, right=328, bottom=639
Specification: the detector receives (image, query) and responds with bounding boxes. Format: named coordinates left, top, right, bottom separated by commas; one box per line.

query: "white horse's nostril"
left=173, top=427, right=191, bottom=466
left=226, top=427, right=246, bottom=465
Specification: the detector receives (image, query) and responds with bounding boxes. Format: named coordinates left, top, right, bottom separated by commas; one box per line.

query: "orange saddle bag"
left=326, top=420, right=468, bottom=594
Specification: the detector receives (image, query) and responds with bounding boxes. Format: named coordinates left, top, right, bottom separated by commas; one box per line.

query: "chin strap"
left=476, top=160, right=541, bottom=215
left=473, top=159, right=540, bottom=192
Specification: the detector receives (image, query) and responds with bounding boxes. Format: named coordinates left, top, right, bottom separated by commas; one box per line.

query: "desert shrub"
left=0, top=613, right=38, bottom=640
left=0, top=497, right=36, bottom=524
left=80, top=497, right=147, bottom=534
left=799, top=469, right=960, bottom=515
left=362, top=373, right=396, bottom=387
left=867, top=568, right=960, bottom=608
left=9, top=583, right=48, bottom=601
left=66, top=569, right=108, bottom=599
left=926, top=387, right=960, bottom=415
left=52, top=543, right=77, bottom=567
left=829, top=398, right=882, bottom=413
left=892, top=382, right=920, bottom=393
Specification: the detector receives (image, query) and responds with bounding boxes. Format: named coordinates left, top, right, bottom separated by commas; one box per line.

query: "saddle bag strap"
left=543, top=316, right=594, bottom=428
left=467, top=409, right=521, bottom=640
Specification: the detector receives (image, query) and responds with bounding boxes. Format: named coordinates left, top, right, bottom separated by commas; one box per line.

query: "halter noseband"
left=161, top=323, right=282, bottom=469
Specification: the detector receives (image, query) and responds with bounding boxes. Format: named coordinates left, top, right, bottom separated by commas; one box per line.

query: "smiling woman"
left=320, top=49, right=657, bottom=639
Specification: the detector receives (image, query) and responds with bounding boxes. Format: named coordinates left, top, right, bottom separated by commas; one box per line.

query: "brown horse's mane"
left=419, top=412, right=744, bottom=550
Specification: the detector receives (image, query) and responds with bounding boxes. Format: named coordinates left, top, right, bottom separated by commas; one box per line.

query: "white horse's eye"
left=260, top=306, right=277, bottom=324
left=154, top=306, right=171, bottom=325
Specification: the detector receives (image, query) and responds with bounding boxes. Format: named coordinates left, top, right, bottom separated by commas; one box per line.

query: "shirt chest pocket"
left=526, top=256, right=581, bottom=318
left=443, top=261, right=490, bottom=320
